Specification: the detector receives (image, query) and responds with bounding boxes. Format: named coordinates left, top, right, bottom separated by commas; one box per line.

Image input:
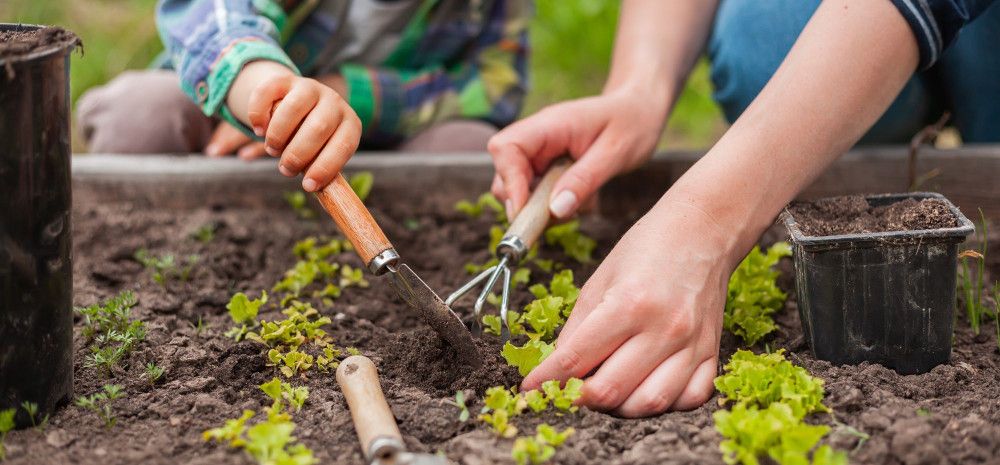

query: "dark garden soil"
left=4, top=190, right=1000, bottom=465
left=788, top=195, right=958, bottom=237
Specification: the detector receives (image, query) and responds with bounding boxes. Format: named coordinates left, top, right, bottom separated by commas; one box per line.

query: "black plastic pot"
left=0, top=24, right=79, bottom=428
left=783, top=193, right=974, bottom=374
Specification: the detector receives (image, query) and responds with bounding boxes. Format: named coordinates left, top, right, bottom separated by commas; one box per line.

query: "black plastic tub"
left=0, top=24, right=79, bottom=428
left=782, top=193, right=975, bottom=374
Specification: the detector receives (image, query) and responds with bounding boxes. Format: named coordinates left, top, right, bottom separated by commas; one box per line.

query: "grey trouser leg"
left=77, top=70, right=214, bottom=153
left=396, top=120, right=498, bottom=152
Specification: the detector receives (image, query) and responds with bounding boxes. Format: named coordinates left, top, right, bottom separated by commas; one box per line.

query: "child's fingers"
left=301, top=114, right=362, bottom=192
left=278, top=97, right=344, bottom=177
left=265, top=84, right=319, bottom=156
left=238, top=142, right=267, bottom=160
left=205, top=123, right=251, bottom=157
left=247, top=75, right=293, bottom=136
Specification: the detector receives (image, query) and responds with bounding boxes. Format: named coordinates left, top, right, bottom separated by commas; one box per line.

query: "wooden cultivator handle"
left=503, top=158, right=572, bottom=249
left=315, top=174, right=393, bottom=268
left=336, top=355, right=403, bottom=460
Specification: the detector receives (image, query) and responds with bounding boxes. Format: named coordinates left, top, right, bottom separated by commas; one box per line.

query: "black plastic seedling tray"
left=783, top=192, right=975, bottom=374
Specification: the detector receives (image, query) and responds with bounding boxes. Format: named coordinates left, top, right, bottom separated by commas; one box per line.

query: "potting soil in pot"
left=788, top=194, right=958, bottom=237
left=2, top=193, right=998, bottom=464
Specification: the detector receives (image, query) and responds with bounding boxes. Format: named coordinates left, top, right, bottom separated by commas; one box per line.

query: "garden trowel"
left=337, top=355, right=453, bottom=465
left=315, top=174, right=481, bottom=368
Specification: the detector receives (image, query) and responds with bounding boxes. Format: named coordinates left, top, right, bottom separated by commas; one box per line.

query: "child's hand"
left=204, top=123, right=267, bottom=160
left=229, top=61, right=362, bottom=192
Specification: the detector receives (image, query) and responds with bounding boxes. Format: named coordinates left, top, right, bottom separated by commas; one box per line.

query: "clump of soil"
left=0, top=26, right=79, bottom=62
left=3, top=190, right=998, bottom=465
left=788, top=195, right=958, bottom=237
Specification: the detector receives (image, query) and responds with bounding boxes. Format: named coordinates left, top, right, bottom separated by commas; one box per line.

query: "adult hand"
left=487, top=89, right=668, bottom=219
left=204, top=122, right=267, bottom=160
left=522, top=198, right=738, bottom=417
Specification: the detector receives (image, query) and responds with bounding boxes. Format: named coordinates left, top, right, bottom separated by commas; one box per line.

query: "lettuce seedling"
left=455, top=192, right=507, bottom=223
left=724, top=242, right=791, bottom=346
left=714, top=402, right=845, bottom=465
left=501, top=340, right=554, bottom=376
left=521, top=296, right=566, bottom=340
left=76, top=291, right=146, bottom=375
left=511, top=424, right=575, bottom=465
left=204, top=410, right=255, bottom=447
left=348, top=171, right=374, bottom=201
left=0, top=408, right=14, bottom=460
left=134, top=249, right=199, bottom=285
left=543, top=220, right=596, bottom=263
left=260, top=377, right=309, bottom=413
left=715, top=350, right=828, bottom=419
left=284, top=191, right=316, bottom=220
left=315, top=346, right=343, bottom=373
left=225, top=291, right=268, bottom=341
left=75, top=384, right=125, bottom=428
left=144, top=362, right=165, bottom=384
left=478, top=386, right=527, bottom=437
left=541, top=378, right=583, bottom=412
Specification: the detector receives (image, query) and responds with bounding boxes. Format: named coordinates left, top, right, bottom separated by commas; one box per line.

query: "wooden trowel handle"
left=337, top=355, right=403, bottom=459
left=315, top=174, right=393, bottom=268
left=504, top=158, right=572, bottom=248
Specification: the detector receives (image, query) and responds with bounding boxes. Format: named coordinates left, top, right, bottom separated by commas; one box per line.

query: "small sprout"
left=0, top=408, right=14, bottom=460
left=190, top=223, right=217, bottom=243
left=501, top=340, right=554, bottom=377
left=284, top=191, right=316, bottom=220
left=260, top=377, right=309, bottom=413
left=958, top=210, right=989, bottom=334
left=346, top=347, right=361, bottom=356
left=541, top=378, right=583, bottom=412
left=916, top=407, right=931, bottom=417
left=145, top=362, right=165, bottom=384
left=191, top=316, right=207, bottom=337
left=511, top=424, right=575, bottom=465
left=404, top=218, right=421, bottom=231
left=347, top=171, right=374, bottom=201
left=448, top=391, right=471, bottom=422
left=76, top=291, right=146, bottom=376
left=225, top=291, right=268, bottom=341
left=75, top=384, right=125, bottom=428
left=134, top=249, right=199, bottom=285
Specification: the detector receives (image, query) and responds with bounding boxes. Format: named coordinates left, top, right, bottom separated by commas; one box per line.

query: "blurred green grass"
left=2, top=0, right=724, bottom=150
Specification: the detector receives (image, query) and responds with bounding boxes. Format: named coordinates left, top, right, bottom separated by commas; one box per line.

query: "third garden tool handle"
left=315, top=174, right=395, bottom=272
left=503, top=158, right=572, bottom=251
left=336, top=355, right=404, bottom=461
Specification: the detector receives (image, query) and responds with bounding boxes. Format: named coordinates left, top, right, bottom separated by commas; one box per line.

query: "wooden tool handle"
left=504, top=158, right=572, bottom=247
left=315, top=174, right=393, bottom=267
left=336, top=355, right=403, bottom=458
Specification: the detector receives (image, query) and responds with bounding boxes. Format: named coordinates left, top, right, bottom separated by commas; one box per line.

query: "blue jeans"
left=708, top=0, right=1000, bottom=143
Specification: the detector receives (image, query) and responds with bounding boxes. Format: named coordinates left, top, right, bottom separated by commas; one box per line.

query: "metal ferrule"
left=366, top=436, right=405, bottom=464
left=368, top=248, right=401, bottom=276
left=496, top=235, right=527, bottom=262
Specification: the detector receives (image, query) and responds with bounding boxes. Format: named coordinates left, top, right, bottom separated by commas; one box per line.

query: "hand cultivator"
left=446, top=159, right=571, bottom=340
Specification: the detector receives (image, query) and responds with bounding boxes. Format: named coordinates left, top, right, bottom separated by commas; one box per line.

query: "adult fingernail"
left=302, top=178, right=318, bottom=192
left=265, top=146, right=279, bottom=157
left=550, top=190, right=577, bottom=218
left=279, top=164, right=294, bottom=177
left=253, top=126, right=264, bottom=137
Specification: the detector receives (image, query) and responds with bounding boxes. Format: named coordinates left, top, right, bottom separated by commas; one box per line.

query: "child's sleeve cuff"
left=203, top=40, right=300, bottom=138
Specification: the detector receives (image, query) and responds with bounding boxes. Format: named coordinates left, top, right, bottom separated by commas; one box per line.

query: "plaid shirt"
left=156, top=0, right=530, bottom=146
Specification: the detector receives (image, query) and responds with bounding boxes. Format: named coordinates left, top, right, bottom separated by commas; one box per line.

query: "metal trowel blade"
left=386, top=264, right=481, bottom=368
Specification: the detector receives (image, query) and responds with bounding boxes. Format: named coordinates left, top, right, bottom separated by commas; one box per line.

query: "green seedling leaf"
left=347, top=171, right=374, bottom=202
left=724, top=243, right=791, bottom=346
left=145, top=362, right=165, bottom=384
left=284, top=191, right=316, bottom=220
left=76, top=291, right=145, bottom=376
left=522, top=296, right=565, bottom=339
left=455, top=192, right=507, bottom=222
left=543, top=220, right=596, bottom=263
left=0, top=408, right=16, bottom=461
left=190, top=223, right=217, bottom=243
left=714, top=402, right=841, bottom=465
left=524, top=390, right=549, bottom=413
left=714, top=349, right=828, bottom=419
left=502, top=340, right=555, bottom=376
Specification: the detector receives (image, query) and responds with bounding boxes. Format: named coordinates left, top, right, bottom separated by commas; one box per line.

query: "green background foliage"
left=1, top=0, right=725, bottom=149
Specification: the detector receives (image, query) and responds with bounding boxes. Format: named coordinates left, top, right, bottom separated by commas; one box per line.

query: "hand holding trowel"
left=314, top=175, right=481, bottom=368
